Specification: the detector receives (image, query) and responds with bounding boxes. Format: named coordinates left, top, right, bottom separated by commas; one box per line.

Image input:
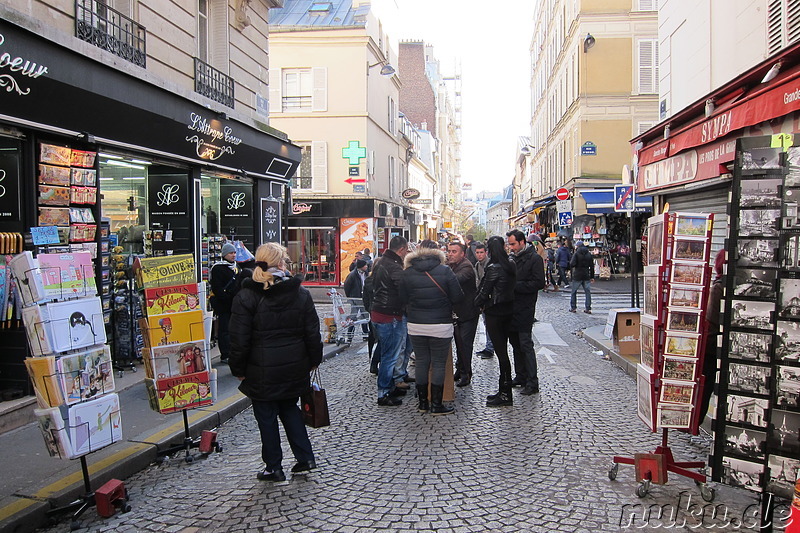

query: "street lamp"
left=368, top=61, right=395, bottom=76
left=583, top=33, right=596, bottom=53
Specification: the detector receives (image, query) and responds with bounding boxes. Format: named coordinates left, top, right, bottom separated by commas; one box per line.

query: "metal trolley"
left=327, top=288, right=370, bottom=345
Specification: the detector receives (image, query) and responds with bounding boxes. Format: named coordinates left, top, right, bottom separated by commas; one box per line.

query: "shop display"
left=68, top=393, right=122, bottom=456
left=133, top=253, right=195, bottom=289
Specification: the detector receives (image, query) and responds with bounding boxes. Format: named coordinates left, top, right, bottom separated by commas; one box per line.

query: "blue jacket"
left=556, top=246, right=571, bottom=268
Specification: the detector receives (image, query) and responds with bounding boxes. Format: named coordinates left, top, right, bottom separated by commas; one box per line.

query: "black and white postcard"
left=739, top=209, right=780, bottom=237
left=729, top=362, right=771, bottom=395
left=724, top=427, right=766, bottom=460
left=729, top=331, right=771, bottom=363
left=740, top=178, right=782, bottom=207
left=779, top=279, right=800, bottom=318
left=768, top=409, right=800, bottom=456
left=776, top=366, right=800, bottom=408
left=730, top=300, right=774, bottom=330
left=727, top=394, right=768, bottom=427
left=721, top=456, right=763, bottom=492
left=733, top=268, right=776, bottom=299
left=776, top=321, right=800, bottom=362
left=737, top=238, right=779, bottom=268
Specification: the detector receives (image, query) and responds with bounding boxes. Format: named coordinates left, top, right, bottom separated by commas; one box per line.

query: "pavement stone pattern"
left=36, top=291, right=779, bottom=532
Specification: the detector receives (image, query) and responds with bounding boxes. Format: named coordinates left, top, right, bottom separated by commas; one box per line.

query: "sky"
left=372, top=0, right=535, bottom=197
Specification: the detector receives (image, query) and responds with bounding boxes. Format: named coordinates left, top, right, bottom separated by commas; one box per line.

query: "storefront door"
left=288, top=228, right=338, bottom=284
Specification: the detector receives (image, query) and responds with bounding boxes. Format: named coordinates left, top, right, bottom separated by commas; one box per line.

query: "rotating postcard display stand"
left=609, top=211, right=716, bottom=501
left=710, top=134, right=800, bottom=530
left=134, top=253, right=221, bottom=463
left=11, top=250, right=127, bottom=528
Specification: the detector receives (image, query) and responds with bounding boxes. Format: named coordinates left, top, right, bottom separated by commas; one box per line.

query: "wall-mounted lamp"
left=663, top=124, right=671, bottom=140
left=583, top=33, right=596, bottom=53
left=704, top=99, right=715, bottom=117
left=520, top=145, right=535, bottom=155
left=761, top=61, right=782, bottom=84
left=368, top=61, right=396, bottom=76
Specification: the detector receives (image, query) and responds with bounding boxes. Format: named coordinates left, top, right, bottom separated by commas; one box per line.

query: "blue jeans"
left=394, top=323, right=412, bottom=384
left=481, top=314, right=494, bottom=352
left=373, top=317, right=407, bottom=397
left=570, top=280, right=592, bottom=311
left=251, top=398, right=314, bottom=472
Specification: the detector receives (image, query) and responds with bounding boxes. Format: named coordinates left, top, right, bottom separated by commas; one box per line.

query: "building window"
left=291, top=144, right=313, bottom=190
left=389, top=156, right=396, bottom=199
left=389, top=97, right=396, bottom=134
left=768, top=0, right=800, bottom=54
left=637, top=0, right=658, bottom=10
left=637, top=39, right=659, bottom=94
left=198, top=0, right=209, bottom=63
left=283, top=69, right=313, bottom=112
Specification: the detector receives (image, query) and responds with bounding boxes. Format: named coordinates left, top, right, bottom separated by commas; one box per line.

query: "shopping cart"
left=327, top=288, right=370, bottom=345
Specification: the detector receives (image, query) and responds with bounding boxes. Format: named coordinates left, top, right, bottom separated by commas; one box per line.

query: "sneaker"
left=520, top=385, right=540, bottom=396
left=257, top=468, right=286, bottom=482
left=291, top=461, right=316, bottom=473
left=378, top=395, right=402, bottom=406
left=476, top=349, right=494, bottom=359
left=569, top=309, right=577, bottom=313
left=584, top=310, right=592, bottom=314
left=563, top=284, right=570, bottom=289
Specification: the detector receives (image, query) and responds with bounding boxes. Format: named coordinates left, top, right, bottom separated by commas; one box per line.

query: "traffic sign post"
left=558, top=211, right=573, bottom=227
left=556, top=187, right=570, bottom=201
left=614, top=184, right=635, bottom=212
left=556, top=200, right=571, bottom=213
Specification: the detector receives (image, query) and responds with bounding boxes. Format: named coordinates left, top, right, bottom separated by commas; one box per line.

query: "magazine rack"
left=156, top=408, right=222, bottom=464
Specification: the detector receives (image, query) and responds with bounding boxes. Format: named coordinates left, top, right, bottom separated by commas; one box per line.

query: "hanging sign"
left=261, top=198, right=281, bottom=243
left=30, top=226, right=60, bottom=245
left=614, top=184, right=635, bottom=212
left=556, top=200, right=571, bottom=213
left=558, top=211, right=573, bottom=227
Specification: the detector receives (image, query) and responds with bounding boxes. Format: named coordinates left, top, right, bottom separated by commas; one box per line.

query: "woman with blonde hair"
left=229, top=242, right=323, bottom=482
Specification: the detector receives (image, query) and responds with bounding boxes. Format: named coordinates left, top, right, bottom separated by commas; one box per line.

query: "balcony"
left=194, top=58, right=235, bottom=108
left=75, top=0, right=146, bottom=68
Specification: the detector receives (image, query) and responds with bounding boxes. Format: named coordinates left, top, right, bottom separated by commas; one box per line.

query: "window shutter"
left=638, top=39, right=658, bottom=94
left=209, top=0, right=229, bottom=72
left=768, top=0, right=784, bottom=54
left=113, top=0, right=132, bottom=18
left=638, top=0, right=657, bottom=11
left=311, top=141, right=328, bottom=193
left=311, top=67, right=327, bottom=112
left=638, top=122, right=655, bottom=135
left=788, top=0, right=800, bottom=45
left=269, top=68, right=282, bottom=114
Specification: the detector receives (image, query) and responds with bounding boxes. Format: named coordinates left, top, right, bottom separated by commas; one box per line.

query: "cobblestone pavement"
left=38, top=291, right=777, bottom=532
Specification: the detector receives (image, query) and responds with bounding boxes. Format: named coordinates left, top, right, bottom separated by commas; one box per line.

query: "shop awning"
left=524, top=195, right=556, bottom=212
left=579, top=190, right=653, bottom=214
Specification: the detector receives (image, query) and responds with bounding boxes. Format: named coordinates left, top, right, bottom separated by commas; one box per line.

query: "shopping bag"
left=301, top=369, right=330, bottom=428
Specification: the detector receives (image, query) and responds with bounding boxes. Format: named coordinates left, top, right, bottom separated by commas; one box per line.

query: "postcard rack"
left=610, top=211, right=716, bottom=501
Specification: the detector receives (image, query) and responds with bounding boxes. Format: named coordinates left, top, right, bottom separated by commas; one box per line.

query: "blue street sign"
left=558, top=211, right=573, bottom=227
left=614, top=184, right=635, bottom=212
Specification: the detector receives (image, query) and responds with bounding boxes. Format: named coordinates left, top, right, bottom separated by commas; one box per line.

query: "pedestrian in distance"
left=343, top=259, right=370, bottom=340
left=228, top=242, right=322, bottom=482
left=556, top=240, right=571, bottom=288
left=569, top=241, right=594, bottom=313
left=465, top=234, right=479, bottom=265
left=474, top=236, right=516, bottom=407
left=401, top=240, right=463, bottom=415
left=209, top=242, right=237, bottom=363
left=447, top=241, right=479, bottom=387
left=544, top=239, right=559, bottom=292
left=507, top=229, right=545, bottom=395
left=473, top=242, right=495, bottom=359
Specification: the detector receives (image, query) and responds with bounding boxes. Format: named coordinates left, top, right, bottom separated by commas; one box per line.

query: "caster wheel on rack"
left=215, top=444, right=223, bottom=453
left=185, top=455, right=194, bottom=464
left=132, top=366, right=137, bottom=373
left=636, top=480, right=650, bottom=498
left=608, top=463, right=619, bottom=481
left=122, top=502, right=132, bottom=513
left=70, top=520, right=81, bottom=531
left=700, top=484, right=716, bottom=502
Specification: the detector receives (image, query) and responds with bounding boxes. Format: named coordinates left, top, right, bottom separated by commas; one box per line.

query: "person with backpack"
left=569, top=241, right=595, bottom=314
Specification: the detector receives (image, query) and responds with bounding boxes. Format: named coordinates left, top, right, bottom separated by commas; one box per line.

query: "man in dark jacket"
left=447, top=242, right=479, bottom=387
left=210, top=242, right=237, bottom=363
left=506, top=229, right=545, bottom=395
left=370, top=236, right=409, bottom=406
left=473, top=243, right=494, bottom=359
left=343, top=259, right=369, bottom=340
left=465, top=234, right=478, bottom=265
left=556, top=240, right=571, bottom=288
left=569, top=241, right=594, bottom=313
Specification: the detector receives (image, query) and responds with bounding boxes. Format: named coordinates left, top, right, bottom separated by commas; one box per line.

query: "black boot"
left=417, top=384, right=429, bottom=413
left=486, top=381, right=513, bottom=407
left=369, top=351, right=379, bottom=375
left=430, top=384, right=454, bottom=415
left=486, top=378, right=504, bottom=400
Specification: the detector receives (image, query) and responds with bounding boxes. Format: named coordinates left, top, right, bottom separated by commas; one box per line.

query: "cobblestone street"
left=38, top=292, right=773, bottom=532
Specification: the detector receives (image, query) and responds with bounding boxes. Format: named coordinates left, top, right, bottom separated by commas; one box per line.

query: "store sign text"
left=156, top=184, right=180, bottom=207
left=292, top=202, right=313, bottom=214
left=641, top=150, right=698, bottom=190
left=699, top=111, right=732, bottom=144
left=0, top=34, right=49, bottom=96
left=185, top=113, right=241, bottom=161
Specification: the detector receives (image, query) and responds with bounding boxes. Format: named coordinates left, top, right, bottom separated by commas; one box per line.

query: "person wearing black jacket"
left=506, top=230, right=546, bottom=395
left=569, top=241, right=595, bottom=313
left=229, top=242, right=322, bottom=482
left=447, top=242, right=479, bottom=387
left=370, top=236, right=409, bottom=406
left=343, top=259, right=369, bottom=340
left=210, top=242, right=237, bottom=363
left=400, top=241, right=463, bottom=415
left=474, top=236, right=516, bottom=407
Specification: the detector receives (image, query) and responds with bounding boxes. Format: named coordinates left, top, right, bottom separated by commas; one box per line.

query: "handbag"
left=301, top=368, right=330, bottom=428
left=425, top=271, right=458, bottom=323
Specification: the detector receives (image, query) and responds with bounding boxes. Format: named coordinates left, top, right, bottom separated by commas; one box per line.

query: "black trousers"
left=509, top=325, right=539, bottom=388
left=454, top=316, right=479, bottom=378
left=251, top=398, right=314, bottom=472
left=485, top=313, right=513, bottom=384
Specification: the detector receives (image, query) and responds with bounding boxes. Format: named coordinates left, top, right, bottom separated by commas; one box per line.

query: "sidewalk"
left=0, top=343, right=346, bottom=533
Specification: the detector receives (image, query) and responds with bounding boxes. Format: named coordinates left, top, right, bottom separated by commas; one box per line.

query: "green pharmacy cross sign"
left=342, top=141, right=367, bottom=165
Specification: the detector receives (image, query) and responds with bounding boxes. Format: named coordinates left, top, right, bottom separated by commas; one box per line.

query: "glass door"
left=288, top=227, right=338, bottom=284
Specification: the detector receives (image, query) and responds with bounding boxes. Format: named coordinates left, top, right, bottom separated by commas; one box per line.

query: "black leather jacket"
left=474, top=261, right=516, bottom=316
left=370, top=249, right=405, bottom=317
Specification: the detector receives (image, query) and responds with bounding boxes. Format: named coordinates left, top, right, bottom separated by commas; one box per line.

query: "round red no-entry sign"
left=556, top=187, right=570, bottom=201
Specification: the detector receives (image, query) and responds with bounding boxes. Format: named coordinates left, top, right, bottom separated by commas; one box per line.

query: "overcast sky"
left=373, top=0, right=535, bottom=198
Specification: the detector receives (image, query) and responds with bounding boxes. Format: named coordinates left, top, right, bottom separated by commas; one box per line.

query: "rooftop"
left=270, top=0, right=369, bottom=28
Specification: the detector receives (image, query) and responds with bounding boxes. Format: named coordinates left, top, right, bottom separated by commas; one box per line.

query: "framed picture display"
left=646, top=214, right=668, bottom=267
left=668, top=285, right=705, bottom=310
left=726, top=394, right=769, bottom=428
left=777, top=365, right=800, bottom=408
left=659, top=380, right=695, bottom=405
left=730, top=300, right=774, bottom=330
left=779, top=278, right=800, bottom=319
left=664, top=332, right=700, bottom=358
left=733, top=268, right=777, bottom=299
left=720, top=456, right=764, bottom=492
left=666, top=309, right=702, bottom=334
left=662, top=356, right=698, bottom=382
left=673, top=237, right=709, bottom=262
left=782, top=234, right=800, bottom=271
left=723, top=426, right=767, bottom=460
left=640, top=314, right=658, bottom=371
left=741, top=147, right=782, bottom=171
left=671, top=261, right=707, bottom=286
left=729, top=362, right=771, bottom=396
left=776, top=321, right=800, bottom=362
left=737, top=238, right=779, bottom=268
left=739, top=208, right=780, bottom=237
left=658, top=405, right=693, bottom=429
left=643, top=265, right=663, bottom=317
left=768, top=410, right=800, bottom=456
left=673, top=213, right=712, bottom=237
left=740, top=178, right=782, bottom=208
left=729, top=331, right=772, bottom=363
left=637, top=364, right=656, bottom=432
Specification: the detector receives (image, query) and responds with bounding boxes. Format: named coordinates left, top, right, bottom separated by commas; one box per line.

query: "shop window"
left=287, top=228, right=338, bottom=284
left=98, top=153, right=151, bottom=254
left=291, top=144, right=313, bottom=190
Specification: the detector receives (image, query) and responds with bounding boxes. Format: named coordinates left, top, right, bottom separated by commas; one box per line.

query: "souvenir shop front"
left=0, top=19, right=300, bottom=397
left=287, top=198, right=410, bottom=286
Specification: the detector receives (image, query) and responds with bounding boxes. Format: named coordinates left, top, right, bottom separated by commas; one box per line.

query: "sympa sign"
left=637, top=73, right=800, bottom=193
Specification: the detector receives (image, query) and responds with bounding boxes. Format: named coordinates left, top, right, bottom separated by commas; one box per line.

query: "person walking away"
left=507, top=230, right=545, bottom=395
left=228, top=242, right=321, bottom=482
left=343, top=259, right=370, bottom=341
left=556, top=240, right=571, bottom=288
left=370, top=236, right=409, bottom=406
left=447, top=242, right=479, bottom=387
left=699, top=250, right=726, bottom=421
left=401, top=240, right=463, bottom=414
left=473, top=243, right=495, bottom=359
left=545, top=239, right=559, bottom=292
left=569, top=241, right=594, bottom=313
left=465, top=234, right=478, bottom=265
left=210, top=242, right=237, bottom=363
left=474, top=236, right=516, bottom=407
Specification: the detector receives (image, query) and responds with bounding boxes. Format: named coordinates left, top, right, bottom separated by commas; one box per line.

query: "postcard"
left=39, top=144, right=71, bottom=166
left=721, top=456, right=763, bottom=492
left=729, top=331, right=771, bottom=363
left=730, top=362, right=771, bottom=396
left=647, top=218, right=665, bottom=266
left=666, top=310, right=702, bottom=334
left=766, top=454, right=800, bottom=498
left=68, top=393, right=122, bottom=457
left=637, top=365, right=655, bottom=432
left=658, top=405, right=693, bottom=429
left=35, top=407, right=73, bottom=459
left=730, top=300, right=774, bottom=331
left=146, top=341, right=208, bottom=379
left=668, top=285, right=704, bottom=310
left=39, top=164, right=71, bottom=186
left=146, top=371, right=213, bottom=414
left=659, top=380, right=695, bottom=405
left=670, top=262, right=706, bottom=286
left=47, top=297, right=107, bottom=353
left=38, top=207, right=70, bottom=227
left=742, top=147, right=782, bottom=170
left=739, top=208, right=780, bottom=237
left=9, top=251, right=46, bottom=306
left=22, top=304, right=53, bottom=356
left=673, top=214, right=711, bottom=237
left=673, top=238, right=707, bottom=262
left=737, top=238, right=778, bottom=268
left=664, top=332, right=699, bottom=358
left=24, top=356, right=64, bottom=408
left=727, top=394, right=769, bottom=428
left=643, top=269, right=662, bottom=317
left=143, top=283, right=201, bottom=316
left=740, top=178, right=782, bottom=207
left=145, top=310, right=205, bottom=347
left=662, top=356, right=697, bottom=382
left=38, top=185, right=71, bottom=206
left=38, top=252, right=97, bottom=299
left=779, top=278, right=800, bottom=318
left=733, top=268, right=776, bottom=299
left=724, top=427, right=766, bottom=460
left=56, top=346, right=115, bottom=405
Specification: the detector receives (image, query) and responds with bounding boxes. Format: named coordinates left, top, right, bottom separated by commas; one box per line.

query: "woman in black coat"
left=229, top=242, right=323, bottom=482
left=400, top=240, right=463, bottom=415
left=474, top=236, right=516, bottom=407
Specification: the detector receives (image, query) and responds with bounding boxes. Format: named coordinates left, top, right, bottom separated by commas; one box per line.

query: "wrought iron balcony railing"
left=75, top=0, right=146, bottom=67
left=194, top=57, right=235, bottom=109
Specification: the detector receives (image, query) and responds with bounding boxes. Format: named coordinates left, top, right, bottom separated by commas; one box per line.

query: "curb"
left=580, top=326, right=638, bottom=380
